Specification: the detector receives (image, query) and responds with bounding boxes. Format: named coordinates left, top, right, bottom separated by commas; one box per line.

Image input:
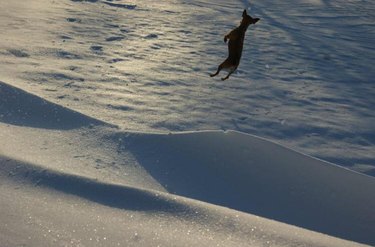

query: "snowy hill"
left=1, top=0, right=375, bottom=246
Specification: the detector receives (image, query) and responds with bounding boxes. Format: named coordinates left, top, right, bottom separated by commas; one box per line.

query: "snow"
left=1, top=0, right=375, bottom=246
left=1, top=0, right=374, bottom=175
left=1, top=81, right=374, bottom=246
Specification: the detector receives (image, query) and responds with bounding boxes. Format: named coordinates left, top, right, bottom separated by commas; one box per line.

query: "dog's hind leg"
left=210, top=64, right=223, bottom=77
left=221, top=67, right=236, bottom=81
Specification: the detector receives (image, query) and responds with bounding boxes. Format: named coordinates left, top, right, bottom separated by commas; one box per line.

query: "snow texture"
left=1, top=80, right=374, bottom=246
left=1, top=0, right=375, bottom=246
left=0, top=0, right=374, bottom=175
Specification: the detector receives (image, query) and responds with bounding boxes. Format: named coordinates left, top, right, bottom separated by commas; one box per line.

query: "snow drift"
left=1, top=80, right=374, bottom=246
left=117, top=130, right=375, bottom=244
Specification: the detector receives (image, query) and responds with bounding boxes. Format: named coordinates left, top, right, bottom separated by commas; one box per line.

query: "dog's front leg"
left=224, top=35, right=229, bottom=43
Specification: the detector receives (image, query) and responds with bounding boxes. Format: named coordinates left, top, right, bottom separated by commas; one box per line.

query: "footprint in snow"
left=108, top=58, right=125, bottom=63
left=144, top=34, right=158, bottom=39
left=107, top=104, right=133, bottom=111
left=66, top=17, right=81, bottom=23
left=102, top=1, right=136, bottom=9
left=106, top=36, right=124, bottom=42
left=90, top=45, right=103, bottom=52
left=120, top=29, right=131, bottom=34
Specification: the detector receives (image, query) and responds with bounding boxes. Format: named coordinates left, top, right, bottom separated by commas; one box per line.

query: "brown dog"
left=210, top=10, right=259, bottom=80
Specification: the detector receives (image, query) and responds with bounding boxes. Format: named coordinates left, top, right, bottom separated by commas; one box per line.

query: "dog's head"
left=241, top=9, right=260, bottom=26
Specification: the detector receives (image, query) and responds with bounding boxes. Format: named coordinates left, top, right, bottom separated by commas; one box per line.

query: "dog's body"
left=210, top=10, right=259, bottom=80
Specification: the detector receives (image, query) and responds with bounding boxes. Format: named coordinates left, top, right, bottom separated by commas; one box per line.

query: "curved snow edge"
left=0, top=81, right=116, bottom=129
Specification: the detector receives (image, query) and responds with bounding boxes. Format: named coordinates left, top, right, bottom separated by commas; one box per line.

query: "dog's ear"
left=253, top=18, right=260, bottom=24
left=242, top=9, right=247, bottom=17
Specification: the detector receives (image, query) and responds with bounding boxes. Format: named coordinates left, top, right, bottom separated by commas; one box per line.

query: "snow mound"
left=112, top=130, right=375, bottom=244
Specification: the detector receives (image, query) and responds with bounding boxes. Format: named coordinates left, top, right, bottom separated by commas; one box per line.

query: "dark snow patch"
left=66, top=18, right=81, bottom=23
left=107, top=104, right=133, bottom=111
left=108, top=58, right=125, bottom=63
left=144, top=34, right=158, bottom=39
left=105, top=36, right=124, bottom=42
left=56, top=50, right=82, bottom=59
left=8, top=49, right=30, bottom=58
left=71, top=0, right=99, bottom=2
left=90, top=45, right=103, bottom=52
left=102, top=1, right=136, bottom=9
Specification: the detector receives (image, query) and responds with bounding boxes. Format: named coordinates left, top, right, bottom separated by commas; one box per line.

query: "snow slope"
left=0, top=0, right=374, bottom=175
left=1, top=81, right=374, bottom=246
left=1, top=0, right=375, bottom=246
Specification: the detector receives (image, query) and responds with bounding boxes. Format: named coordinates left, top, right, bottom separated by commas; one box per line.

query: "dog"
left=210, top=9, right=259, bottom=80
